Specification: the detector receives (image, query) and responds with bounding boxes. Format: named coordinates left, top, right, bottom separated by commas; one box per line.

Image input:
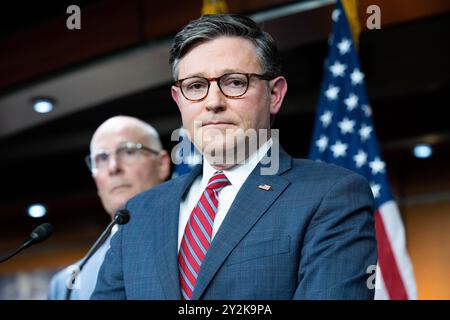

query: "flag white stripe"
left=374, top=264, right=389, bottom=300
left=379, top=201, right=418, bottom=299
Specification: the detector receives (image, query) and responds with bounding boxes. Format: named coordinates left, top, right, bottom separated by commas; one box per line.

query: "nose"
left=107, top=154, right=123, bottom=175
left=204, top=81, right=226, bottom=113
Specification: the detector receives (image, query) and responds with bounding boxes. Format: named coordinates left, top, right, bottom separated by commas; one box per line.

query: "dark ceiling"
left=0, top=1, right=97, bottom=40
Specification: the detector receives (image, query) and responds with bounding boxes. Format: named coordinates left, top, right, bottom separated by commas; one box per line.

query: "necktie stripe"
left=192, top=204, right=213, bottom=233
left=188, top=214, right=210, bottom=250
left=179, top=248, right=198, bottom=278
left=181, top=288, right=190, bottom=300
left=203, top=189, right=219, bottom=214
left=179, top=172, right=230, bottom=300
left=192, top=213, right=212, bottom=243
left=184, top=235, right=204, bottom=267
left=201, top=190, right=218, bottom=221
left=197, top=200, right=215, bottom=227
left=193, top=206, right=213, bottom=237
left=207, top=175, right=228, bottom=184
left=187, top=223, right=207, bottom=255
left=179, top=266, right=195, bottom=292
left=203, top=190, right=218, bottom=212
left=181, top=236, right=203, bottom=268
left=207, top=180, right=229, bottom=189
left=180, top=278, right=193, bottom=298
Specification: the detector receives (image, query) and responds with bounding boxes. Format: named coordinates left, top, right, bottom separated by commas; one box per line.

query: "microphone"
left=0, top=223, right=53, bottom=263
left=64, top=209, right=130, bottom=300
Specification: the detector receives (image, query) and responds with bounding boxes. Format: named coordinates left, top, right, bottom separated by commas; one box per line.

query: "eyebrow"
left=91, top=149, right=108, bottom=155
left=181, top=69, right=248, bottom=79
left=91, top=144, right=126, bottom=155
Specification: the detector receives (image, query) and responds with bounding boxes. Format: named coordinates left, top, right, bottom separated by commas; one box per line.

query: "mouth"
left=202, top=120, right=235, bottom=127
left=111, top=184, right=132, bottom=193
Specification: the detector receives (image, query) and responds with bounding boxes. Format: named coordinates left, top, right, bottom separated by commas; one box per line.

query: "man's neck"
left=205, top=137, right=273, bottom=171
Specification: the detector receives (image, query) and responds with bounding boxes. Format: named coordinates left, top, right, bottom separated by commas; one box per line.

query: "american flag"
left=308, top=0, right=417, bottom=299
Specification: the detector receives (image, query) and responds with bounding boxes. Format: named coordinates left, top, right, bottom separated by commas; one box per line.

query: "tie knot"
left=206, top=172, right=230, bottom=191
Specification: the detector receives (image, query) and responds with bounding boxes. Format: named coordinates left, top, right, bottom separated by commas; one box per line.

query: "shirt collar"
left=111, top=224, right=119, bottom=235
left=202, top=138, right=273, bottom=190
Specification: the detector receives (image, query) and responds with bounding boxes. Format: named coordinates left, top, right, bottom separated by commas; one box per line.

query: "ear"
left=268, top=76, right=288, bottom=115
left=157, top=150, right=171, bottom=181
left=171, top=85, right=181, bottom=110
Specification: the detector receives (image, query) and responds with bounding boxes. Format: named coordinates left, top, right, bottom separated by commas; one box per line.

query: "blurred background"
left=0, top=0, right=449, bottom=299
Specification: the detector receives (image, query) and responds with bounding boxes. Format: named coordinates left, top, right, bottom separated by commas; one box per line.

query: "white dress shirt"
left=48, top=225, right=119, bottom=300
left=178, top=139, right=272, bottom=251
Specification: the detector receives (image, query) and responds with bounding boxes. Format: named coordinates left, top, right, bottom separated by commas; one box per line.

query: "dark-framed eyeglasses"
left=175, top=72, right=273, bottom=102
left=85, top=142, right=160, bottom=174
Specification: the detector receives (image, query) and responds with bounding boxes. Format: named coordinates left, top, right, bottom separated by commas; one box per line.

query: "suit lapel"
left=191, top=147, right=292, bottom=299
left=154, top=165, right=202, bottom=299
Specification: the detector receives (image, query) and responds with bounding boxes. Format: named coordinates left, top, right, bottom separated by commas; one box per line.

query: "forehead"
left=91, top=124, right=149, bottom=150
left=177, top=36, right=261, bottom=78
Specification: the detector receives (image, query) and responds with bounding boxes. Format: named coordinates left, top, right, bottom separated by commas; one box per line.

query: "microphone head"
left=29, top=223, right=53, bottom=244
left=114, top=209, right=130, bottom=225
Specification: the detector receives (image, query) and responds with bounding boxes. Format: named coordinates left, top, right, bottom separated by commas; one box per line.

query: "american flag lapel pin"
left=258, top=184, right=271, bottom=191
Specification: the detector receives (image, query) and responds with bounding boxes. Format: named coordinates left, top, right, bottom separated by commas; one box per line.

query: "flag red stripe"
left=375, top=209, right=408, bottom=299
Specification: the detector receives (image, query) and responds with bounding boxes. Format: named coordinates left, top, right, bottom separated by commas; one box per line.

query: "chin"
left=202, top=142, right=223, bottom=155
left=114, top=195, right=130, bottom=208
left=204, top=142, right=241, bottom=166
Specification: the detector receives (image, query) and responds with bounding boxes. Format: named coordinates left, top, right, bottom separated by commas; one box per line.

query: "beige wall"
left=404, top=200, right=450, bottom=299
left=394, top=154, right=450, bottom=300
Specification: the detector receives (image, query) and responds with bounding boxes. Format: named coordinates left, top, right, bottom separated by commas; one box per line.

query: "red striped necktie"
left=178, top=171, right=230, bottom=300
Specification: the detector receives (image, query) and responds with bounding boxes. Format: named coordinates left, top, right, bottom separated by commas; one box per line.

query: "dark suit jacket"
left=91, top=147, right=377, bottom=299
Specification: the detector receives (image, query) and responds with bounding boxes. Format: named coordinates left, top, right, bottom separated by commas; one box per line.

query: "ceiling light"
left=413, top=144, right=432, bottom=159
left=32, top=98, right=54, bottom=114
left=28, top=204, right=47, bottom=218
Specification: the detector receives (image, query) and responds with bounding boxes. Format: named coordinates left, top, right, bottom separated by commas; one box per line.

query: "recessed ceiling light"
left=28, top=204, right=47, bottom=218
left=413, top=144, right=432, bottom=159
left=32, top=98, right=54, bottom=114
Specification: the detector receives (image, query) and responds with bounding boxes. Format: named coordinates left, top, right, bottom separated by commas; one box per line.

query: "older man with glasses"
left=48, top=115, right=170, bottom=299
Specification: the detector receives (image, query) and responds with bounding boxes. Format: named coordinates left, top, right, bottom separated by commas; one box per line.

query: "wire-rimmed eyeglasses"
left=85, top=142, right=160, bottom=174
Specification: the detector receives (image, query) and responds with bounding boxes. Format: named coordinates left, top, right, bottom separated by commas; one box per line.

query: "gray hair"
left=137, top=120, right=163, bottom=152
left=90, top=115, right=162, bottom=153
left=169, top=14, right=281, bottom=80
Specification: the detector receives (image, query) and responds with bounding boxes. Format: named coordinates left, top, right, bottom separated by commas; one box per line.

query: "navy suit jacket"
left=91, top=147, right=377, bottom=299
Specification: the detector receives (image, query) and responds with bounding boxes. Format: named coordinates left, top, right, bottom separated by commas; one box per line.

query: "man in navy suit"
left=91, top=14, right=377, bottom=300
